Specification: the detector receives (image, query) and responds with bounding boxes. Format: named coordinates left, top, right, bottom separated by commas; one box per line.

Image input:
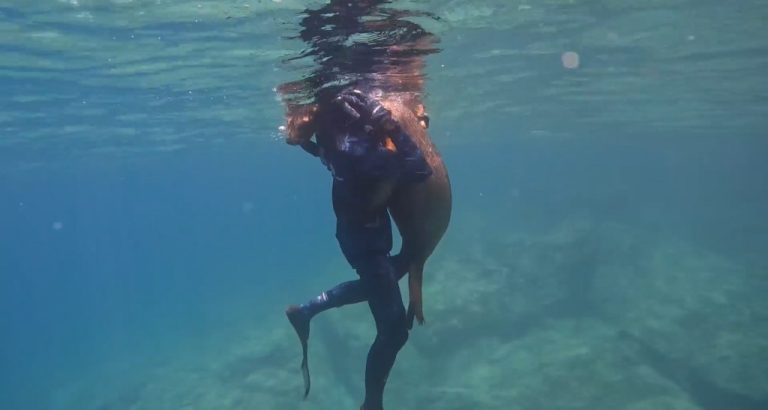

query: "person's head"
left=284, top=105, right=317, bottom=145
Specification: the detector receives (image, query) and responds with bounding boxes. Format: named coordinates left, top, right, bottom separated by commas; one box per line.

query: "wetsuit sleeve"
left=300, top=139, right=320, bottom=157
left=356, top=130, right=431, bottom=183
left=389, top=129, right=432, bottom=183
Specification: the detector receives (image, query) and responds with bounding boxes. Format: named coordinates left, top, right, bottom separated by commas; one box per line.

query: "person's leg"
left=358, top=255, right=409, bottom=410
left=291, top=187, right=406, bottom=320
left=285, top=252, right=408, bottom=380
left=289, top=181, right=405, bottom=402
left=286, top=279, right=371, bottom=399
left=286, top=206, right=397, bottom=399
left=286, top=182, right=388, bottom=332
left=288, top=253, right=407, bottom=319
left=290, top=280, right=365, bottom=318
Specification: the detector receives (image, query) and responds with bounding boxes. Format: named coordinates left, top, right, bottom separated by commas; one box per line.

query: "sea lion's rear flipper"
left=286, top=306, right=311, bottom=399
left=407, top=265, right=425, bottom=329
left=406, top=303, right=416, bottom=330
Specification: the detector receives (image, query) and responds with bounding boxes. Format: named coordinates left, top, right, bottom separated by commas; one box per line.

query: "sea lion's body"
left=382, top=99, right=451, bottom=325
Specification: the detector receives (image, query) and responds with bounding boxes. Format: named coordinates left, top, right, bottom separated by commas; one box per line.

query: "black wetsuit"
left=300, top=120, right=431, bottom=410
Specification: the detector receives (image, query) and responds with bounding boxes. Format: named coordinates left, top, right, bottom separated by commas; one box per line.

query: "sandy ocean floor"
left=48, top=218, right=768, bottom=410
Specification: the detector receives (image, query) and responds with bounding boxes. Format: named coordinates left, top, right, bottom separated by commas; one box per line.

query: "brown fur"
left=382, top=98, right=452, bottom=326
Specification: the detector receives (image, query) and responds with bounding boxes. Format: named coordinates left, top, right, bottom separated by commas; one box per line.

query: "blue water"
left=2, top=1, right=768, bottom=409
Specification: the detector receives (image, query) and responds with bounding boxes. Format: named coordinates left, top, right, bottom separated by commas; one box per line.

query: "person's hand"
left=334, top=89, right=398, bottom=134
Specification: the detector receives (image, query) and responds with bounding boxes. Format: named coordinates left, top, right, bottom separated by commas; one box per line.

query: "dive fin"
left=300, top=339, right=310, bottom=399
left=286, top=305, right=311, bottom=399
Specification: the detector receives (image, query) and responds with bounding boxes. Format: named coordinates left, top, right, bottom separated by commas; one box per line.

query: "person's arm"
left=300, top=139, right=320, bottom=157
left=335, top=89, right=433, bottom=182
left=367, top=100, right=432, bottom=183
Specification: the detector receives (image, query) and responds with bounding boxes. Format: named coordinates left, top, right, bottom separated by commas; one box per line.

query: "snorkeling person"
left=279, top=0, right=448, bottom=329
left=285, top=87, right=432, bottom=410
left=279, top=1, right=450, bottom=407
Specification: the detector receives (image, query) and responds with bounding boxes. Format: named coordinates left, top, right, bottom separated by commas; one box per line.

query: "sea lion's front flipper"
left=407, top=265, right=425, bottom=329
left=286, top=306, right=311, bottom=399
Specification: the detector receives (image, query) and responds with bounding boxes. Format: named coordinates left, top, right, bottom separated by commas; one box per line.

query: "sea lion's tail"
left=388, top=253, right=423, bottom=329
left=286, top=305, right=311, bottom=399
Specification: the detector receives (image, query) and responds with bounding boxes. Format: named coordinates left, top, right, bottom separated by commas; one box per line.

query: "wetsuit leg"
left=297, top=253, right=409, bottom=318
left=358, top=255, right=409, bottom=410
left=295, top=280, right=367, bottom=318
left=291, top=177, right=411, bottom=320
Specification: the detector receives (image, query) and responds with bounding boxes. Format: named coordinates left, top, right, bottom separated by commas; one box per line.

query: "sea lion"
left=378, top=97, right=451, bottom=327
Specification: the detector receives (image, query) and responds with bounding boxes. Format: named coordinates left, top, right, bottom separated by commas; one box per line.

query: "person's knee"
left=381, top=310, right=409, bottom=350
left=358, top=255, right=397, bottom=289
left=388, top=253, right=408, bottom=280
left=389, top=323, right=409, bottom=350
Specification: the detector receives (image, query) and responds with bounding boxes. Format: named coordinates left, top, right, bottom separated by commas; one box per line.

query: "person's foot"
left=286, top=305, right=310, bottom=345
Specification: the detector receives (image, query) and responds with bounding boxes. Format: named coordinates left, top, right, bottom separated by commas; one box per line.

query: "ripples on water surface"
left=2, top=0, right=766, bottom=163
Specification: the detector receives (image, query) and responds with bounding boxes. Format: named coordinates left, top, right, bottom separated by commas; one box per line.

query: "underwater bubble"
left=242, top=202, right=254, bottom=214
left=52, top=221, right=64, bottom=231
left=561, top=51, right=580, bottom=69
